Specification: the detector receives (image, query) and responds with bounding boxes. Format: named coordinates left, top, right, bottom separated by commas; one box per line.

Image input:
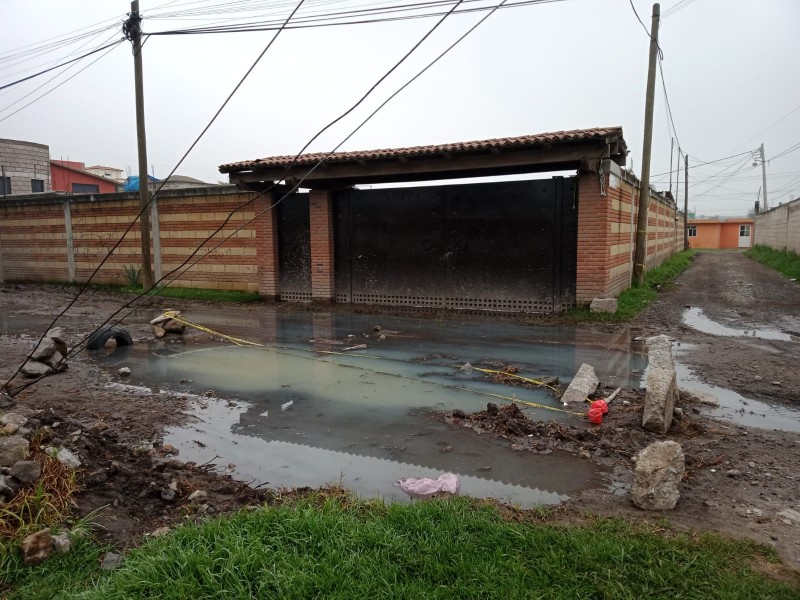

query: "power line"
left=1, top=0, right=309, bottom=395
left=662, top=0, right=697, bottom=18
left=0, top=32, right=123, bottom=118
left=769, top=140, right=800, bottom=162
left=146, top=0, right=562, bottom=34
left=6, top=0, right=515, bottom=396
left=0, top=40, right=124, bottom=92
left=650, top=150, right=753, bottom=178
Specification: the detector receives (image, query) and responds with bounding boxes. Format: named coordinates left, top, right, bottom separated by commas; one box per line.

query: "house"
left=219, top=127, right=683, bottom=311
left=0, top=138, right=51, bottom=196
left=687, top=218, right=754, bottom=249
left=50, top=160, right=118, bottom=194
left=86, top=165, right=125, bottom=183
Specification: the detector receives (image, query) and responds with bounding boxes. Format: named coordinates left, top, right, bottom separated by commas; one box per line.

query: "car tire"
left=86, top=326, right=133, bottom=351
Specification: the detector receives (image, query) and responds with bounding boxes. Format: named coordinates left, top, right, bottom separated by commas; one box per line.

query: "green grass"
left=95, top=284, right=261, bottom=303
left=746, top=245, right=800, bottom=281
left=566, top=250, right=696, bottom=322
left=2, top=495, right=797, bottom=599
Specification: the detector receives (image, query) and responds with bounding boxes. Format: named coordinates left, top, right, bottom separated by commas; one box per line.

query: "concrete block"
left=590, top=297, right=618, bottom=313
left=561, top=363, right=599, bottom=405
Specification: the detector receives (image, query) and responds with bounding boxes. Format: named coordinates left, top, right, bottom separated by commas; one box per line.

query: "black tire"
left=86, top=326, right=133, bottom=351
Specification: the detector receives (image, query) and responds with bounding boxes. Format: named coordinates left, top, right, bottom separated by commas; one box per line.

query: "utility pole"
left=632, top=3, right=660, bottom=285
left=759, top=143, right=768, bottom=211
left=127, top=1, right=154, bottom=289
left=683, top=153, right=689, bottom=251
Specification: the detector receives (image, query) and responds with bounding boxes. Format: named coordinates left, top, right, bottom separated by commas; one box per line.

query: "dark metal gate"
left=333, top=178, right=577, bottom=312
left=277, top=193, right=311, bottom=302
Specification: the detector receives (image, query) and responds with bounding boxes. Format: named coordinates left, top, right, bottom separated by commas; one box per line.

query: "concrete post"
left=150, top=195, right=162, bottom=283
left=309, top=189, right=335, bottom=303
left=254, top=192, right=280, bottom=300
left=64, top=200, right=76, bottom=282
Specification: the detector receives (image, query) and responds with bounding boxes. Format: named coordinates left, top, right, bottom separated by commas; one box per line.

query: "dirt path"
left=565, top=250, right=800, bottom=568
left=632, top=250, right=800, bottom=404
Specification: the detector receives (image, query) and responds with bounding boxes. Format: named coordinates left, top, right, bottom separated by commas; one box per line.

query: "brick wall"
left=0, top=187, right=260, bottom=290
left=0, top=138, right=51, bottom=196
left=754, top=198, right=800, bottom=253
left=576, top=161, right=681, bottom=304
left=309, top=189, right=335, bottom=302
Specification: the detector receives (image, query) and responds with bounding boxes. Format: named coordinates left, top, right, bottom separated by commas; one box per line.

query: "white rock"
left=631, top=440, right=685, bottom=511
left=776, top=508, right=800, bottom=525
left=590, top=297, right=618, bottom=314
left=56, top=448, right=81, bottom=469
left=118, top=367, right=131, bottom=376
left=187, top=490, right=207, bottom=502
left=561, top=363, right=599, bottom=405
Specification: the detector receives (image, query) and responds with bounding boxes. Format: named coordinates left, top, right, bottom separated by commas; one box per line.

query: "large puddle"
left=89, top=310, right=649, bottom=507
left=682, top=307, right=795, bottom=342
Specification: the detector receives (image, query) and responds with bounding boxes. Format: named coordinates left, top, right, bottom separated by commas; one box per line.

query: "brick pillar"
left=309, top=189, right=335, bottom=303
left=254, top=192, right=280, bottom=300
left=575, top=172, right=612, bottom=305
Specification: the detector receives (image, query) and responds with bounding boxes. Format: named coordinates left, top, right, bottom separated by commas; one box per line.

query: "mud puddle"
left=86, top=312, right=652, bottom=506
left=674, top=359, right=800, bottom=433
left=682, top=307, right=795, bottom=341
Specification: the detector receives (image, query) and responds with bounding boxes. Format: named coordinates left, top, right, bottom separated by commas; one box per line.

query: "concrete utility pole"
left=632, top=3, right=660, bottom=286
left=684, top=153, right=689, bottom=251
left=760, top=143, right=768, bottom=211
left=128, top=0, right=154, bottom=289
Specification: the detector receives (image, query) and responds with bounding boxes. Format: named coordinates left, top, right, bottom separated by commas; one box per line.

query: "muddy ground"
left=1, top=250, right=799, bottom=569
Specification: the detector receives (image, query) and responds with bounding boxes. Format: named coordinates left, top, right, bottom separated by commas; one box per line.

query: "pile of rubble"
left=150, top=311, right=186, bottom=338
left=20, top=327, right=69, bottom=378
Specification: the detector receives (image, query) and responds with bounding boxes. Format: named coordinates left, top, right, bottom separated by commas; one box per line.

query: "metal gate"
left=333, top=178, right=577, bottom=312
left=278, top=193, right=311, bottom=302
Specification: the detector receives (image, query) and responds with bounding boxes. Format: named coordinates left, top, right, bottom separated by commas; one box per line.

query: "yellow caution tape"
left=162, top=311, right=265, bottom=347
left=160, top=312, right=585, bottom=417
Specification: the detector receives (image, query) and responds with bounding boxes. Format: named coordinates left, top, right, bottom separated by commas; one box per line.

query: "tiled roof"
left=219, top=127, right=623, bottom=172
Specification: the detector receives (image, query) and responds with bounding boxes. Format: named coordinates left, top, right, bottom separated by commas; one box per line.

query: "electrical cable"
left=0, top=0, right=308, bottom=396
left=5, top=0, right=514, bottom=397
left=0, top=34, right=124, bottom=120
left=0, top=40, right=124, bottom=92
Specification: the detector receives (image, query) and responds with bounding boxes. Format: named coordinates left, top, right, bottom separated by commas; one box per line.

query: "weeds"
left=746, top=245, right=800, bottom=280
left=0, top=442, right=78, bottom=540
left=565, top=250, right=696, bottom=322
left=121, top=265, right=141, bottom=288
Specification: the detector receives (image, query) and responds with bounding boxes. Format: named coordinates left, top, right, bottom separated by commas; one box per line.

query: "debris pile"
left=150, top=311, right=187, bottom=338
left=20, top=327, right=68, bottom=378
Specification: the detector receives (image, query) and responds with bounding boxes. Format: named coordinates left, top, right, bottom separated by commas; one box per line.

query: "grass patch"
left=746, top=245, right=800, bottom=280
left=4, top=494, right=797, bottom=599
left=93, top=284, right=261, bottom=303
left=566, top=250, right=696, bottom=322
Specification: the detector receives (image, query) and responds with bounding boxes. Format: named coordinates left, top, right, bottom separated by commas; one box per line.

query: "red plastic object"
left=588, top=407, right=604, bottom=424
left=593, top=399, right=609, bottom=414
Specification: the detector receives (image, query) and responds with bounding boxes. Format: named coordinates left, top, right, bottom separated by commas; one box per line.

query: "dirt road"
left=633, top=250, right=799, bottom=405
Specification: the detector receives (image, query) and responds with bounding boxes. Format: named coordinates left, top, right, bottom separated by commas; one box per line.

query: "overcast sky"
left=2, top=0, right=798, bottom=216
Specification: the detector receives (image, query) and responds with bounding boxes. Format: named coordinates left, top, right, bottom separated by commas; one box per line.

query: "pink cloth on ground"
left=396, top=473, right=460, bottom=499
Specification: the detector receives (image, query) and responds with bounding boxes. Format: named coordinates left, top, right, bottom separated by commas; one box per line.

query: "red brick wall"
left=253, top=193, right=279, bottom=299
left=0, top=203, right=69, bottom=282
left=309, top=189, right=335, bottom=302
left=576, top=168, right=680, bottom=304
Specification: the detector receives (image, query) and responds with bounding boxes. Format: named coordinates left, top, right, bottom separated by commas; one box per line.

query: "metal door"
left=333, top=178, right=577, bottom=312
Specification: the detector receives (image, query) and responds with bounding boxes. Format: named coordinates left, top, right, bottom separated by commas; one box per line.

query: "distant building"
left=86, top=165, right=125, bottom=183
left=0, top=138, right=51, bottom=196
left=159, top=175, right=215, bottom=190
left=51, top=160, right=118, bottom=194
left=688, top=218, right=754, bottom=249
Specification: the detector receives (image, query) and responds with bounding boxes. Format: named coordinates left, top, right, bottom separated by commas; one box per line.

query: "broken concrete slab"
left=152, top=325, right=166, bottom=338
left=561, top=363, right=599, bottom=405
left=642, top=335, right=679, bottom=434
left=631, top=440, right=685, bottom=510
left=590, top=297, right=618, bottom=314
left=679, top=387, right=720, bottom=407
left=20, top=360, right=52, bottom=378
left=31, top=337, right=57, bottom=361
left=45, top=327, right=66, bottom=343
left=150, top=311, right=180, bottom=326
left=162, top=319, right=186, bottom=334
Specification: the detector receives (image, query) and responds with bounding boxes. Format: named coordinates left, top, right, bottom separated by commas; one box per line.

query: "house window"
left=31, top=179, right=44, bottom=193
left=72, top=183, right=99, bottom=194
left=688, top=225, right=697, bottom=237
left=739, top=224, right=751, bottom=237
left=0, top=177, right=10, bottom=195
